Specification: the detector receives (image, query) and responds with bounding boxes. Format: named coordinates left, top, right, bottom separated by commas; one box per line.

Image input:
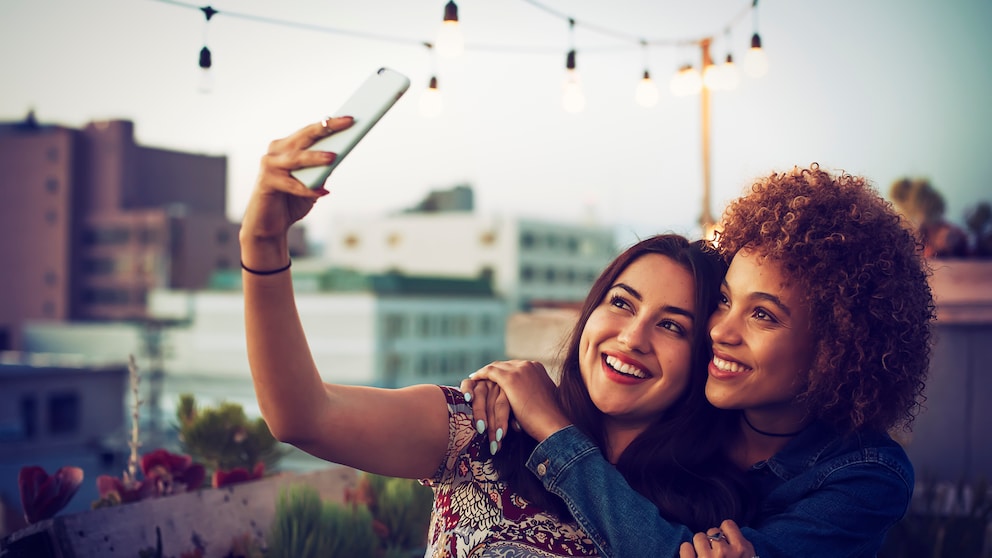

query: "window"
left=521, top=266, right=534, bottom=282
left=383, top=314, right=406, bottom=338
left=82, top=288, right=130, bottom=305
left=47, top=392, right=80, bottom=435
left=20, top=396, right=37, bottom=440
left=216, top=229, right=230, bottom=244
left=45, top=178, right=59, bottom=194
left=417, top=315, right=433, bottom=337
left=83, top=227, right=130, bottom=246
left=83, top=258, right=116, bottom=275
left=520, top=232, right=536, bottom=249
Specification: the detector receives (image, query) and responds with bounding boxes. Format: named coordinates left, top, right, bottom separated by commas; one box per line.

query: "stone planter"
left=0, top=466, right=358, bottom=558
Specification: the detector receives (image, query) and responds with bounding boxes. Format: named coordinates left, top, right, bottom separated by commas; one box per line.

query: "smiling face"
left=706, top=250, right=815, bottom=421
left=578, top=253, right=697, bottom=433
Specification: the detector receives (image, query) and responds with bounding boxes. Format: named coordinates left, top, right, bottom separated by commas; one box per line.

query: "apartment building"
left=323, top=211, right=617, bottom=311
left=0, top=114, right=305, bottom=350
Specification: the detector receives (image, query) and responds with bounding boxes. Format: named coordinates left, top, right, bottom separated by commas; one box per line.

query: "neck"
left=603, top=421, right=646, bottom=464
left=732, top=410, right=809, bottom=467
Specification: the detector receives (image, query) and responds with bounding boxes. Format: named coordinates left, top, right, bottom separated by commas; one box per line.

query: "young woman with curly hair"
left=466, top=163, right=934, bottom=558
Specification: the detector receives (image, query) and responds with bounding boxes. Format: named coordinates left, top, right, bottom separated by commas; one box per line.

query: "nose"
left=618, top=317, right=652, bottom=353
left=709, top=308, right=741, bottom=346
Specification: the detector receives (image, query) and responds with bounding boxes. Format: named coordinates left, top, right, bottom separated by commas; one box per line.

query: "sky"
left=2, top=0, right=991, bottom=248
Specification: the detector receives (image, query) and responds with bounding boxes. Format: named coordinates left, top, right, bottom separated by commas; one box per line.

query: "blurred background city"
left=1, top=0, right=991, bottom=541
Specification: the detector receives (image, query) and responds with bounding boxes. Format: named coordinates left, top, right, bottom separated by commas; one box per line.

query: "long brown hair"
left=494, top=234, right=752, bottom=531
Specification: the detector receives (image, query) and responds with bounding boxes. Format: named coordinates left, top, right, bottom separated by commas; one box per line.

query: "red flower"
left=18, top=465, right=84, bottom=524
left=141, top=449, right=206, bottom=495
left=212, top=462, right=264, bottom=488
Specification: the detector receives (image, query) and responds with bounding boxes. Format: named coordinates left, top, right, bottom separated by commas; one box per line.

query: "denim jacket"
left=527, top=422, right=913, bottom=558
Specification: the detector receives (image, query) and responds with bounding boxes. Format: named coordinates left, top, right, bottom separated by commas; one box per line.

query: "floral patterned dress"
left=420, top=386, right=600, bottom=558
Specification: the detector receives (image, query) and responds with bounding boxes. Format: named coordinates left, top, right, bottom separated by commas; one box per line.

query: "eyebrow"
left=611, top=283, right=695, bottom=321
left=722, top=280, right=792, bottom=317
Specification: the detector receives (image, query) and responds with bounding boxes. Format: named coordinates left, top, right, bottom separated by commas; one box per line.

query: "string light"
left=420, top=76, right=443, bottom=118
left=420, top=43, right=443, bottom=118
left=435, top=1, right=464, bottom=58
left=562, top=49, right=585, bottom=113
left=156, top=0, right=767, bottom=101
left=561, top=19, right=585, bottom=113
left=743, top=0, right=769, bottom=78
left=197, top=5, right=217, bottom=93
left=634, top=40, right=659, bottom=108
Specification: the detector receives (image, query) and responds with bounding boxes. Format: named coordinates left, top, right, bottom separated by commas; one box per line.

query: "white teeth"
left=712, top=356, right=751, bottom=374
left=605, top=355, right=648, bottom=378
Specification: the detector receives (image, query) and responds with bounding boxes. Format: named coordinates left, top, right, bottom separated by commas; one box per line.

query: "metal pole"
left=699, top=38, right=716, bottom=233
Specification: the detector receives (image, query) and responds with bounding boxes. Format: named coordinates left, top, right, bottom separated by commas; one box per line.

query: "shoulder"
left=813, top=429, right=914, bottom=492
left=421, top=386, right=485, bottom=484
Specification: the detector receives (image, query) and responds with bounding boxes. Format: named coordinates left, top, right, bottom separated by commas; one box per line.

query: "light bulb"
left=562, top=49, right=585, bottom=113
left=197, top=46, right=213, bottom=93
left=420, top=76, right=443, bottom=118
left=743, top=33, right=769, bottom=78
left=721, top=53, right=740, bottom=90
left=435, top=1, right=463, bottom=58
left=678, top=65, right=702, bottom=95
left=562, top=69, right=585, bottom=113
left=702, top=62, right=723, bottom=91
left=635, top=70, right=659, bottom=107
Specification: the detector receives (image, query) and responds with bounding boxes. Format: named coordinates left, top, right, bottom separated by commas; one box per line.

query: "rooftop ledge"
left=928, top=259, right=992, bottom=324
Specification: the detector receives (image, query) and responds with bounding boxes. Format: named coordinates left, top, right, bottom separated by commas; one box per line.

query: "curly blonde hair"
left=715, top=164, right=934, bottom=433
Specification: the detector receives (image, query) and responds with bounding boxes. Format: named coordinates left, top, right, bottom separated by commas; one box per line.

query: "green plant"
left=175, top=394, right=287, bottom=484
left=358, top=474, right=433, bottom=553
left=267, top=484, right=378, bottom=558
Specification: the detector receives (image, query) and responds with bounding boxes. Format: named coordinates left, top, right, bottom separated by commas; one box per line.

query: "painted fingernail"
left=476, top=420, right=486, bottom=435
left=463, top=391, right=472, bottom=403
left=496, top=428, right=504, bottom=442
left=490, top=440, right=499, bottom=455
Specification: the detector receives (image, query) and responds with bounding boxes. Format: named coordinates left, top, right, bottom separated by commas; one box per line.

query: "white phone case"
left=293, top=67, right=411, bottom=189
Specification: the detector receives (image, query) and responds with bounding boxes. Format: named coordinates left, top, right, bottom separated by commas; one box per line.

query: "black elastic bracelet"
left=241, top=259, right=292, bottom=276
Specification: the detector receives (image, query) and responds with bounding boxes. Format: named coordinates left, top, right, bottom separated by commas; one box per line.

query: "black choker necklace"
left=742, top=414, right=807, bottom=438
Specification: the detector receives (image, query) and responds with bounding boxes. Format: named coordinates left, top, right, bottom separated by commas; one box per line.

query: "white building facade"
left=149, top=269, right=508, bottom=389
left=323, top=213, right=617, bottom=310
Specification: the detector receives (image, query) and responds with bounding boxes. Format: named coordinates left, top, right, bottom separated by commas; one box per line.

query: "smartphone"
left=292, top=67, right=411, bottom=189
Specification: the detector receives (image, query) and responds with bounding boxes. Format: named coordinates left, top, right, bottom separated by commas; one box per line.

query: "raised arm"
left=240, top=119, right=448, bottom=479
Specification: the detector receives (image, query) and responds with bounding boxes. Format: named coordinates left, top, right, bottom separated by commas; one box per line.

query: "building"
left=0, top=353, right=130, bottom=530
left=150, top=264, right=509, bottom=389
left=0, top=114, right=306, bottom=351
left=323, top=212, right=617, bottom=311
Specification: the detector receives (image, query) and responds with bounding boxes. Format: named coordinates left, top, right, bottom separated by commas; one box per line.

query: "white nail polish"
left=476, top=420, right=486, bottom=435
left=490, top=440, right=499, bottom=455
left=496, top=428, right=504, bottom=442
left=463, top=391, right=472, bottom=402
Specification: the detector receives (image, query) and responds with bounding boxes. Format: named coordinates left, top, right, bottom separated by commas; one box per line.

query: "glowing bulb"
left=743, top=33, right=769, bottom=78
left=420, top=76, right=442, bottom=118
left=721, top=53, right=740, bottom=90
left=562, top=50, right=585, bottom=113
left=702, top=62, right=723, bottom=91
left=635, top=70, right=659, bottom=107
left=436, top=1, right=463, bottom=58
left=562, top=69, right=585, bottom=113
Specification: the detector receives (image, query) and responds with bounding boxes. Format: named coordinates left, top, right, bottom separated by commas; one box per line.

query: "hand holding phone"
left=293, top=67, right=411, bottom=189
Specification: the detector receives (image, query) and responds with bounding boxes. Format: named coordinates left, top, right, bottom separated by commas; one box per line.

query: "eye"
left=752, top=307, right=778, bottom=323
left=658, top=319, right=688, bottom=337
left=609, top=293, right=632, bottom=311
left=717, top=292, right=730, bottom=307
